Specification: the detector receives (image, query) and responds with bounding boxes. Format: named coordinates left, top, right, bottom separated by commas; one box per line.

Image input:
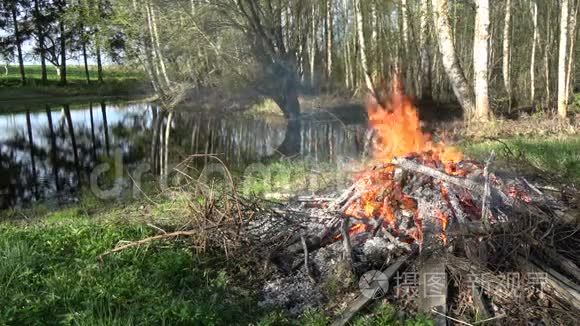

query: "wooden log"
left=331, top=254, right=411, bottom=326
left=418, top=257, right=448, bottom=326
left=393, top=157, right=514, bottom=207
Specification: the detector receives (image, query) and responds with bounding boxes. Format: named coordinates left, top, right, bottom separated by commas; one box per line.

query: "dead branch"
left=98, top=230, right=197, bottom=260
left=301, top=234, right=316, bottom=283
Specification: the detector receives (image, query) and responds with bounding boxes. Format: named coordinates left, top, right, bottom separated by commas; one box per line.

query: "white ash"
left=363, top=237, right=394, bottom=264
left=259, top=270, right=325, bottom=315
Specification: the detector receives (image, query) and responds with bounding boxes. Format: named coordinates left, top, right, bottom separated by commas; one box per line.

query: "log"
left=393, top=157, right=514, bottom=207
left=331, top=254, right=411, bottom=326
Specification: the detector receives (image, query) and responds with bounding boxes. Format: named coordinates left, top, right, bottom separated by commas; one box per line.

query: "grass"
left=461, top=135, right=580, bottom=185
left=0, top=65, right=150, bottom=110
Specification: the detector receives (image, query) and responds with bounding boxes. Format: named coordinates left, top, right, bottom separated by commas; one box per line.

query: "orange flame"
left=366, top=79, right=462, bottom=163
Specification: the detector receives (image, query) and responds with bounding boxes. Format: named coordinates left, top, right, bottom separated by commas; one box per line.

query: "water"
left=0, top=101, right=367, bottom=210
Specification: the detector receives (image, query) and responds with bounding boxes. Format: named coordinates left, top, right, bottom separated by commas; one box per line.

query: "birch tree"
left=431, top=0, right=475, bottom=116
left=473, top=0, right=490, bottom=120
left=502, top=0, right=511, bottom=98
left=354, top=0, right=373, bottom=92
left=557, top=0, right=570, bottom=118
left=530, top=0, right=538, bottom=101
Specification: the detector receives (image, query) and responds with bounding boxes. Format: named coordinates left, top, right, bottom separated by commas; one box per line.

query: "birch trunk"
left=162, top=111, right=173, bottom=184
left=565, top=1, right=579, bottom=101
left=354, top=0, right=373, bottom=92
left=557, top=0, right=570, bottom=118
left=325, top=0, right=333, bottom=80
left=420, top=0, right=432, bottom=100
left=474, top=0, right=490, bottom=120
left=431, top=0, right=475, bottom=116
left=502, top=0, right=512, bottom=98
left=309, top=4, right=316, bottom=86
left=530, top=0, right=538, bottom=101
left=545, top=6, right=552, bottom=108
left=150, top=4, right=171, bottom=88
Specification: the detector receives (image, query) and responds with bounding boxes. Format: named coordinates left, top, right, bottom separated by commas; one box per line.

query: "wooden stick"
left=301, top=234, right=316, bottom=283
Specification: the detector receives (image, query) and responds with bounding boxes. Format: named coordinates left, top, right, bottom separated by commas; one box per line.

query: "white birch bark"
left=530, top=0, right=538, bottom=101
left=420, top=0, right=432, bottom=99
left=502, top=0, right=512, bottom=96
left=474, top=0, right=490, bottom=120
left=565, top=1, right=579, bottom=101
left=431, top=0, right=475, bottom=115
left=558, top=0, right=570, bottom=117
left=354, top=0, right=373, bottom=92
left=325, top=0, right=333, bottom=80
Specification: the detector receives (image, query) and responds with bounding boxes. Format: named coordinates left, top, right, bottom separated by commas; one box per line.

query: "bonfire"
left=255, top=80, right=580, bottom=325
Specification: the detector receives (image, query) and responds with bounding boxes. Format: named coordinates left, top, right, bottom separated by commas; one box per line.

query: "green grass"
left=0, top=65, right=150, bottom=110
left=0, top=204, right=265, bottom=325
left=461, top=136, right=580, bottom=184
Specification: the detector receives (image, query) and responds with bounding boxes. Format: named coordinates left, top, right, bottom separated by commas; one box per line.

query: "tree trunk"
left=565, top=1, right=579, bottom=102
left=354, top=0, right=373, bottom=92
left=82, top=39, right=91, bottom=84
left=59, top=18, right=67, bottom=85
left=474, top=0, right=491, bottom=120
left=558, top=0, right=570, bottom=118
left=325, top=0, right=333, bottom=81
left=273, top=78, right=302, bottom=156
left=96, top=42, right=104, bottom=83
left=545, top=5, right=552, bottom=108
left=420, top=0, right=432, bottom=100
left=530, top=0, right=538, bottom=102
left=34, top=0, right=47, bottom=84
left=502, top=0, right=512, bottom=100
left=11, top=8, right=26, bottom=85
left=431, top=0, right=475, bottom=116
left=309, top=4, right=316, bottom=87
left=149, top=3, right=171, bottom=88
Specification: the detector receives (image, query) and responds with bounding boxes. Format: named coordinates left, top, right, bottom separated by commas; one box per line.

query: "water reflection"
left=0, top=102, right=367, bottom=209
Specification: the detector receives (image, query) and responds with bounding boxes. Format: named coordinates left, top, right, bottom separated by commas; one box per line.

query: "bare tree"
left=325, top=0, right=333, bottom=81
left=431, top=0, right=475, bottom=116
left=354, top=0, right=373, bottom=92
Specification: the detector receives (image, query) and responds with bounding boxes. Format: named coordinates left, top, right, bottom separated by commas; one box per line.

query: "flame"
left=366, top=78, right=462, bottom=164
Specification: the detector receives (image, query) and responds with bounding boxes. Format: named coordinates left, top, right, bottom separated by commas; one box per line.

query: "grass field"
left=0, top=65, right=150, bottom=107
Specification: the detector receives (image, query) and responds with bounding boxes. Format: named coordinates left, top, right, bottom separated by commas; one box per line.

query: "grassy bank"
left=461, top=136, right=580, bottom=185
left=0, top=65, right=150, bottom=107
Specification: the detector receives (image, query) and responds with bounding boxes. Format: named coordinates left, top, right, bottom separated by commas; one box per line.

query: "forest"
left=0, top=0, right=579, bottom=325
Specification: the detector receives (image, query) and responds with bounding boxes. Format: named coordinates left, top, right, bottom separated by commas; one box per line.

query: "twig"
left=301, top=234, right=316, bottom=283
left=430, top=308, right=474, bottom=326
left=147, top=223, right=167, bottom=234
left=472, top=314, right=507, bottom=325
left=98, top=230, right=198, bottom=260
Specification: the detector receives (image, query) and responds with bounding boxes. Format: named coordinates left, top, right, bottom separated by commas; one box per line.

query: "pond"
left=0, top=101, right=368, bottom=210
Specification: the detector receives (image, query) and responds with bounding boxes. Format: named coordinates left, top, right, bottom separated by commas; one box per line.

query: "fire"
left=343, top=79, right=464, bottom=245
left=366, top=78, right=462, bottom=164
